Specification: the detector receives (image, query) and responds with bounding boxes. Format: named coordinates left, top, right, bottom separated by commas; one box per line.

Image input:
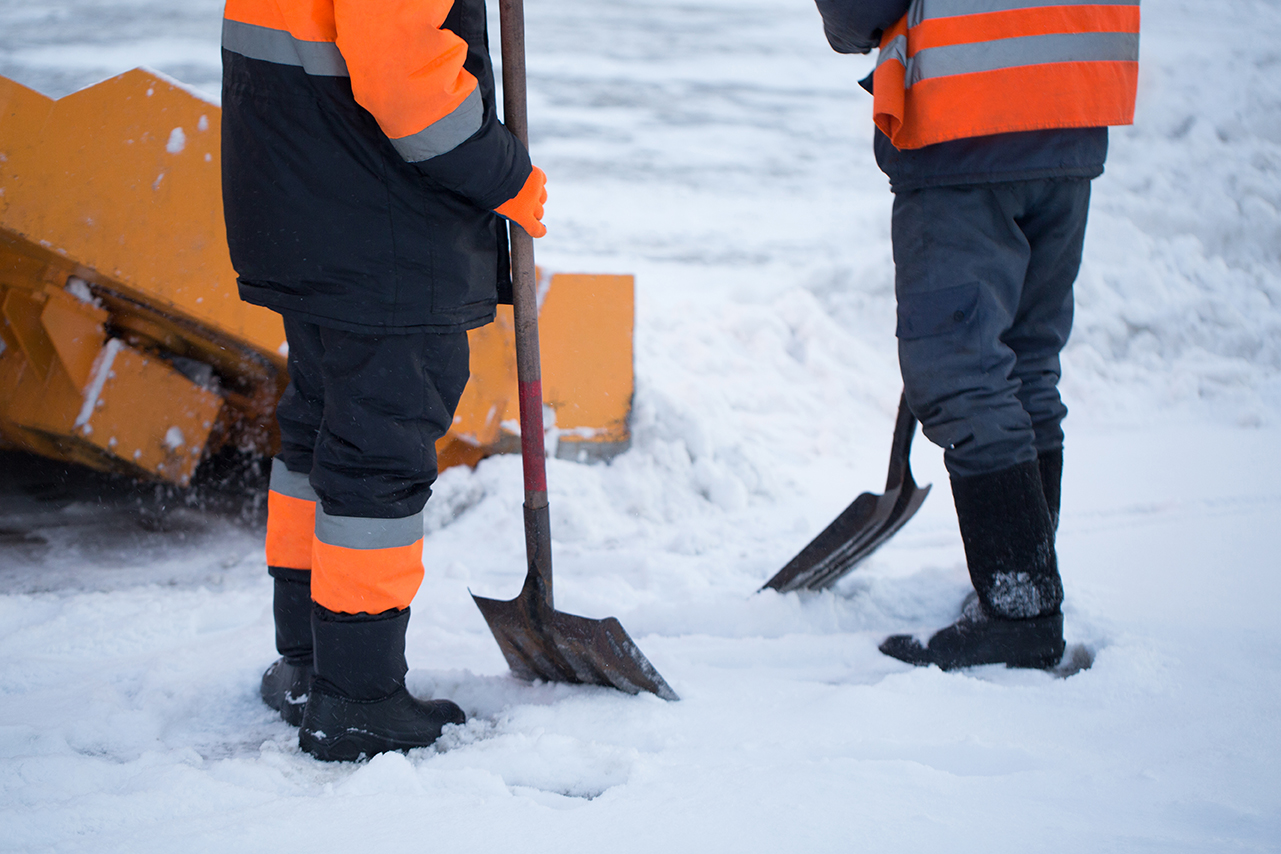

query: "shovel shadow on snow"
left=408, top=667, right=648, bottom=723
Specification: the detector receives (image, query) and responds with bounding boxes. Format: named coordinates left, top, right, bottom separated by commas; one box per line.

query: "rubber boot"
left=879, top=460, right=1065, bottom=670
left=260, top=567, right=314, bottom=725
left=299, top=606, right=465, bottom=762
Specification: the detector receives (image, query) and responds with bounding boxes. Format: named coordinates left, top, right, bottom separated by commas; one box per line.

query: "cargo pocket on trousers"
left=896, top=282, right=980, bottom=341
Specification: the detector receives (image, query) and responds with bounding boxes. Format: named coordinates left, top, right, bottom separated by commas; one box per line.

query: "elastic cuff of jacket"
left=310, top=508, right=426, bottom=614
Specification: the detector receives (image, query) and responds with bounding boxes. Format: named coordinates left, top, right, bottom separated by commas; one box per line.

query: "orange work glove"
left=494, top=166, right=547, bottom=238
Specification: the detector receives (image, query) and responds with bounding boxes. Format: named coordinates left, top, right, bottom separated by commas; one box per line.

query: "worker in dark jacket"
left=221, top=0, right=547, bottom=760
left=814, top=0, right=1139, bottom=669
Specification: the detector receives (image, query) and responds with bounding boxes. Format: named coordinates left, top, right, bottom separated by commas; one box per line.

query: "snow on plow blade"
left=0, top=70, right=633, bottom=485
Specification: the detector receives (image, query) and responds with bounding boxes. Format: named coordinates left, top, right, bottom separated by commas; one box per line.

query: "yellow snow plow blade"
left=0, top=69, right=633, bottom=486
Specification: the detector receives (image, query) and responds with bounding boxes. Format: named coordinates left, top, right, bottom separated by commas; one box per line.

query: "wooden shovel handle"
left=498, top=0, right=553, bottom=608
left=498, top=0, right=545, bottom=507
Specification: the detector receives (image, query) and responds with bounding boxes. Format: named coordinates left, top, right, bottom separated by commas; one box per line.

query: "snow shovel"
left=761, top=393, right=930, bottom=593
left=471, top=0, right=678, bottom=701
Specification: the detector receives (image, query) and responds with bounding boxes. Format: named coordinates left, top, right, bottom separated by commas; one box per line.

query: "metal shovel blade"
left=472, top=564, right=678, bottom=700
left=800, top=474, right=930, bottom=591
left=761, top=393, right=930, bottom=593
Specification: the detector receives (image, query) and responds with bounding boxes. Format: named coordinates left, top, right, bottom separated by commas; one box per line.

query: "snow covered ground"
left=2, top=0, right=1280, bottom=850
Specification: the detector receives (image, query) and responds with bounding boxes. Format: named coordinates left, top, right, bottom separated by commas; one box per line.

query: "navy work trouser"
left=275, top=313, right=471, bottom=519
left=892, top=178, right=1091, bottom=478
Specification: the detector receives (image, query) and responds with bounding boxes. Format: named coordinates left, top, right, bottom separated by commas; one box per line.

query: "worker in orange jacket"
left=814, top=0, right=1139, bottom=669
left=220, top=0, right=546, bottom=760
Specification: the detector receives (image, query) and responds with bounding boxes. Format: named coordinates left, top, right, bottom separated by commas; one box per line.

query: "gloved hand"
left=494, top=166, right=547, bottom=238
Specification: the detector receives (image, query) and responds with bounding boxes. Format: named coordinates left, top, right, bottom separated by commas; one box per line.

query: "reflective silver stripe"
left=876, top=33, right=909, bottom=69
left=909, top=0, right=926, bottom=28
left=906, top=30, right=1139, bottom=86
left=314, top=507, right=424, bottom=550
left=269, top=457, right=317, bottom=502
left=388, top=87, right=483, bottom=162
left=912, top=0, right=1137, bottom=26
left=222, top=19, right=349, bottom=77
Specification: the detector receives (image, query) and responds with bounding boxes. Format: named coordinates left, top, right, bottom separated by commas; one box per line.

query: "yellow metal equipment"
left=0, top=69, right=632, bottom=486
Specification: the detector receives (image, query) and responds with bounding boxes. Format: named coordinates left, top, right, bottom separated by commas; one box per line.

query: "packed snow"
left=1, top=0, right=1279, bottom=851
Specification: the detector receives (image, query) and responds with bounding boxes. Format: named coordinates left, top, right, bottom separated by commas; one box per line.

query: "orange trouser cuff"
left=310, top=509, right=426, bottom=614
left=265, top=459, right=318, bottom=570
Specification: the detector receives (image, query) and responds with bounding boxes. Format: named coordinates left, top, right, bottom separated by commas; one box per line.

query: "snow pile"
left=1065, top=1, right=1281, bottom=426
left=1, top=0, right=1279, bottom=852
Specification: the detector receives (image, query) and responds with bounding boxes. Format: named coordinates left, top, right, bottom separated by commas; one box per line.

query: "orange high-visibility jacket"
left=221, top=0, right=529, bottom=333
left=872, top=0, right=1140, bottom=150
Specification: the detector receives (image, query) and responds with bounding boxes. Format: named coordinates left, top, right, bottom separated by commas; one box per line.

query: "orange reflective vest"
left=872, top=0, right=1140, bottom=150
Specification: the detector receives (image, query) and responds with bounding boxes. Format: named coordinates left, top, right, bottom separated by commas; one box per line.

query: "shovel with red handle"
left=471, top=0, right=678, bottom=701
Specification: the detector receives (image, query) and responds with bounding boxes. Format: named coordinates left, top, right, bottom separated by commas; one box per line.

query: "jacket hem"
left=240, top=288, right=496, bottom=335
left=888, top=164, right=1104, bottom=194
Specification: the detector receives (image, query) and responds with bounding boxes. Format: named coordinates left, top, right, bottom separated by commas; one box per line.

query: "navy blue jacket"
left=814, top=0, right=1107, bottom=193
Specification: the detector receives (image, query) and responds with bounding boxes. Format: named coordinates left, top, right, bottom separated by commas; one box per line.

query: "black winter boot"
left=879, top=593, right=1064, bottom=670
left=879, top=460, right=1065, bottom=670
left=299, top=606, right=464, bottom=762
left=952, top=460, right=1063, bottom=620
left=261, top=567, right=314, bottom=726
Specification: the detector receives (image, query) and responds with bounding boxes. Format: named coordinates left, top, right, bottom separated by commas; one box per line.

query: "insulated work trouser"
left=892, top=178, right=1091, bottom=478
left=265, top=313, right=471, bottom=615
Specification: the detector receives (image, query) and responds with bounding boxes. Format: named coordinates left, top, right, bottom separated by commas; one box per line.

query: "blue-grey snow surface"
left=2, top=0, right=1280, bottom=851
